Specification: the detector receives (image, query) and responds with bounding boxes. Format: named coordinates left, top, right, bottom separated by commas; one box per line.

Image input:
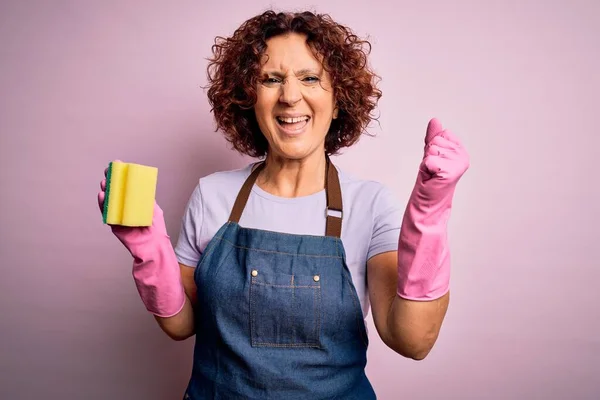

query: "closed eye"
left=260, top=75, right=320, bottom=86
left=302, top=76, right=320, bottom=83
left=262, top=77, right=282, bottom=84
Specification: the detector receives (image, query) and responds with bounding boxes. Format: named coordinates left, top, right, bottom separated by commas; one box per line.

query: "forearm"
left=389, top=211, right=451, bottom=359
left=154, top=293, right=195, bottom=341
left=367, top=251, right=449, bottom=361
left=385, top=292, right=449, bottom=360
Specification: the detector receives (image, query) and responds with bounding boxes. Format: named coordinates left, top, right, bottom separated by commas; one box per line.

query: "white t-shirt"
left=174, top=163, right=403, bottom=318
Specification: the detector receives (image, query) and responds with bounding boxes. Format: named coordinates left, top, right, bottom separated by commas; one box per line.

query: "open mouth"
left=276, top=116, right=310, bottom=132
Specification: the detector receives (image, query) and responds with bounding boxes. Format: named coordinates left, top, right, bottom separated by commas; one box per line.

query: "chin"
left=270, top=143, right=321, bottom=161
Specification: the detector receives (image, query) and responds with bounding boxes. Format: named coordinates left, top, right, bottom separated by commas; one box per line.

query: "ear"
left=333, top=107, right=339, bottom=119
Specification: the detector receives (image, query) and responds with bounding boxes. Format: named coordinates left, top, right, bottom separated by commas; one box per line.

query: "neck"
left=257, top=151, right=327, bottom=198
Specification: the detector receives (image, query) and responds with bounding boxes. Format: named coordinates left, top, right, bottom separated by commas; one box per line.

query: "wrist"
left=397, top=209, right=451, bottom=300
left=130, top=234, right=186, bottom=317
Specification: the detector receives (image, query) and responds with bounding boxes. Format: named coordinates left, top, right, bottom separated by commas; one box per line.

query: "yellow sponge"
left=102, top=161, right=158, bottom=227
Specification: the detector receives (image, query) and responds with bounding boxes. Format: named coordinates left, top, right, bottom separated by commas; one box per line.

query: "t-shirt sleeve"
left=174, top=182, right=204, bottom=267
left=367, top=184, right=403, bottom=260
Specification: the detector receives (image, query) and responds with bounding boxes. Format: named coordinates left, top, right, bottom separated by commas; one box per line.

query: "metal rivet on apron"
left=313, top=275, right=320, bottom=282
left=251, top=270, right=258, bottom=277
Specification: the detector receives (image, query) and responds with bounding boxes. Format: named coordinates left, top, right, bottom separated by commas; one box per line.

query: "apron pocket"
left=249, top=269, right=321, bottom=348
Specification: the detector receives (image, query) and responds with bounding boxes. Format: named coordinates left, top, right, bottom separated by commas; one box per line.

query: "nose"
left=279, top=79, right=302, bottom=106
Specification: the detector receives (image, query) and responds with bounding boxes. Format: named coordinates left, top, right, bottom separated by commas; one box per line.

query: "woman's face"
left=254, top=32, right=337, bottom=161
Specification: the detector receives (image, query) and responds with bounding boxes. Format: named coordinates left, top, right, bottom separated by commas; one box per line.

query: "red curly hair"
left=205, top=10, right=382, bottom=157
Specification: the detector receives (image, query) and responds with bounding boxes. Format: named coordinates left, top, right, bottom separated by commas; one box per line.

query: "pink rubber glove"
left=97, top=161, right=186, bottom=318
left=397, top=118, right=470, bottom=301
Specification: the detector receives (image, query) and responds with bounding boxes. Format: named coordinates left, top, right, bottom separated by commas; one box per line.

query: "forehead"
left=260, top=33, right=322, bottom=71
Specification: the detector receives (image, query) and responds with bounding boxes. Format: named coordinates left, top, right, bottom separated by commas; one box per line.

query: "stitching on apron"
left=250, top=276, right=322, bottom=349
left=315, top=280, right=321, bottom=346
left=344, top=269, right=369, bottom=346
left=211, top=235, right=343, bottom=259
left=251, top=282, right=320, bottom=289
left=250, top=342, right=321, bottom=348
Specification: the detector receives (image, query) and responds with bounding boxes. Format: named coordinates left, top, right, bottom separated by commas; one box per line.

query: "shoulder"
left=198, top=163, right=255, bottom=191
left=180, top=163, right=256, bottom=224
left=333, top=164, right=402, bottom=264
left=336, top=165, right=401, bottom=213
left=187, top=162, right=255, bottom=202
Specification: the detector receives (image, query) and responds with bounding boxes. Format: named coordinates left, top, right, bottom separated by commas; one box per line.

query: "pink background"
left=1, top=0, right=598, bottom=399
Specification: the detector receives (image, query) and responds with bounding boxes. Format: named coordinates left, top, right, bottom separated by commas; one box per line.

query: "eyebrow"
left=263, top=68, right=322, bottom=77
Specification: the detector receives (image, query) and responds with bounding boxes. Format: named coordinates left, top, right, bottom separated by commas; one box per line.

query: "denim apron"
left=183, top=157, right=376, bottom=399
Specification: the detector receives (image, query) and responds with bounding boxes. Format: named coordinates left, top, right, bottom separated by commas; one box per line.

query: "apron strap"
left=324, top=155, right=343, bottom=238
left=228, top=155, right=343, bottom=238
left=228, top=161, right=265, bottom=225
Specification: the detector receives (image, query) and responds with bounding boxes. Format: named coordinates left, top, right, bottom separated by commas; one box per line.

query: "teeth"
left=277, top=116, right=309, bottom=123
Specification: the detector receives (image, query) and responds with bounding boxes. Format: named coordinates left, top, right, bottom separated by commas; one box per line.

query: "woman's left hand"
left=416, top=118, right=470, bottom=202
left=396, top=118, right=470, bottom=301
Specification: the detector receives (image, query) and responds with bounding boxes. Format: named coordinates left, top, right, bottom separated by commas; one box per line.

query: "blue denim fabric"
left=183, top=222, right=376, bottom=399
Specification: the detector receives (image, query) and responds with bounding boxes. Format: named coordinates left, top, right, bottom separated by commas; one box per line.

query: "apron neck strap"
left=228, top=154, right=343, bottom=238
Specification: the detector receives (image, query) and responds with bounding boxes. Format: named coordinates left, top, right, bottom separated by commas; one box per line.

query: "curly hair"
left=205, top=10, right=382, bottom=157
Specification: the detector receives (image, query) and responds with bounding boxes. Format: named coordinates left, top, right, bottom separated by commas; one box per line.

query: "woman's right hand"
left=97, top=160, right=169, bottom=248
left=97, top=161, right=186, bottom=318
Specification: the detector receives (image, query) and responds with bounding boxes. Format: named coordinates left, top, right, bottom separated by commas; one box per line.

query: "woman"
left=98, top=10, right=469, bottom=399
